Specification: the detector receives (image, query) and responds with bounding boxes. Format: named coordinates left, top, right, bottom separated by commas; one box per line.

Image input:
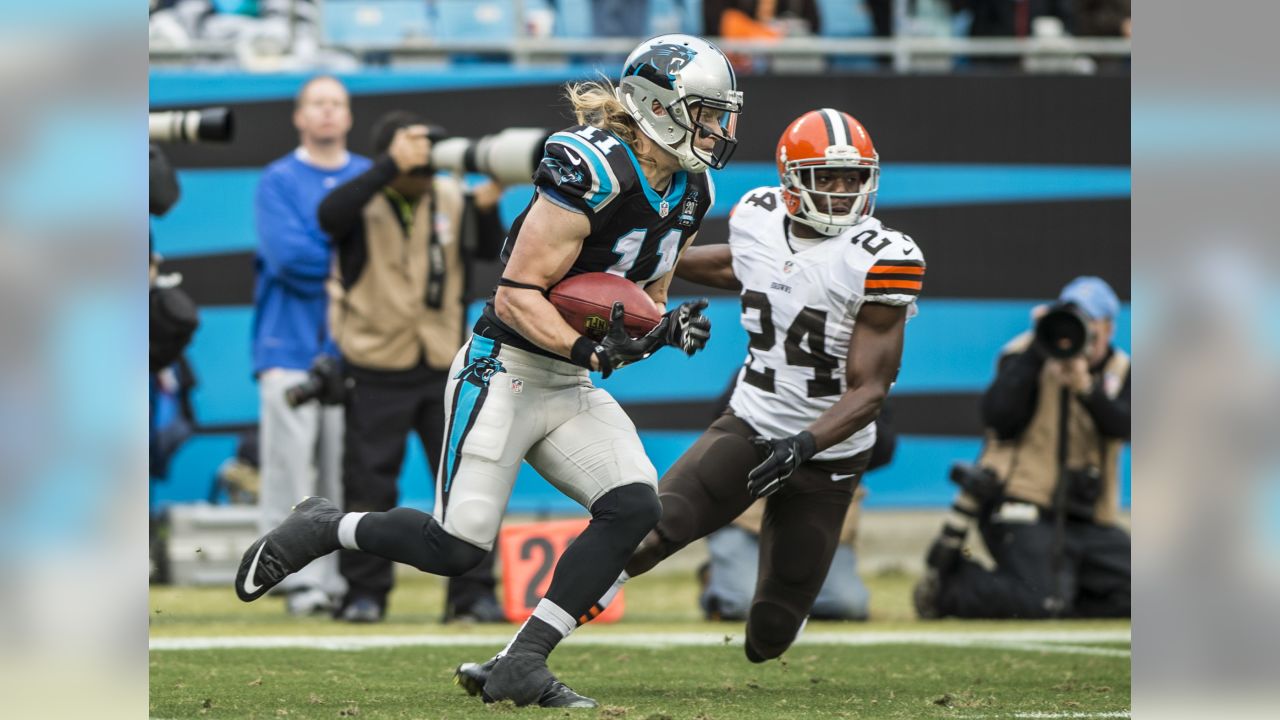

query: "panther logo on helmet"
left=626, top=43, right=699, bottom=91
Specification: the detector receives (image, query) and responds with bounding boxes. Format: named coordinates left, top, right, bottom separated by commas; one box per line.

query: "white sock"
left=596, top=571, right=630, bottom=611
left=795, top=616, right=810, bottom=643
left=337, top=512, right=366, bottom=551
left=531, top=598, right=576, bottom=637
left=497, top=599, right=576, bottom=659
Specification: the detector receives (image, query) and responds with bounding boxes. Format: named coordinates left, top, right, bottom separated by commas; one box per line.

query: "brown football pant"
left=625, top=412, right=871, bottom=661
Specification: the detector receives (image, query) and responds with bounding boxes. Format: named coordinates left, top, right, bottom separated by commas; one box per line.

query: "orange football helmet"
left=776, top=109, right=879, bottom=236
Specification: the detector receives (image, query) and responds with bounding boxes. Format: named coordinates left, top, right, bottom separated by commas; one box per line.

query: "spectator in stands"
left=319, top=112, right=506, bottom=623
left=1074, top=0, right=1130, bottom=37
left=949, top=0, right=1074, bottom=37
left=704, top=0, right=822, bottom=36
left=701, top=411, right=896, bottom=621
left=252, top=75, right=370, bottom=616
left=592, top=0, right=650, bottom=37
left=913, top=277, right=1131, bottom=620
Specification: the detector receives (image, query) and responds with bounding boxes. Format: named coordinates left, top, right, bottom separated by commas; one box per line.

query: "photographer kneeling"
left=914, top=276, right=1131, bottom=619
left=319, top=112, right=505, bottom=622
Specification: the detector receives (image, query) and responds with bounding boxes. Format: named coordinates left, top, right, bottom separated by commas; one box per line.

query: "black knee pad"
left=421, top=516, right=488, bottom=577
left=745, top=600, right=802, bottom=662
left=593, top=482, right=661, bottom=541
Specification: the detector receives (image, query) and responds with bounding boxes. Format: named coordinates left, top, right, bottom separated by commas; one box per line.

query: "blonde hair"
left=564, top=78, right=658, bottom=168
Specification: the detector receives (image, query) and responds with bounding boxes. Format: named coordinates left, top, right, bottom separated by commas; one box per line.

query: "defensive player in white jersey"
left=456, top=108, right=922, bottom=684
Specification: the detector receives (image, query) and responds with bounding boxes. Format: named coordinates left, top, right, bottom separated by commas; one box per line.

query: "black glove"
left=746, top=431, right=818, bottom=498
left=662, top=298, right=712, bottom=356
left=593, top=302, right=670, bottom=379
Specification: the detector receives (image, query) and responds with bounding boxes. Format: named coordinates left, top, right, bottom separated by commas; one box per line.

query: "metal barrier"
left=150, top=31, right=1130, bottom=73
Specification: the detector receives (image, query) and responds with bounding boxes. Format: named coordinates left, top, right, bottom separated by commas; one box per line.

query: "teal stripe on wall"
left=183, top=299, right=1130, bottom=426
left=151, top=432, right=1131, bottom=512
left=151, top=164, right=1130, bottom=259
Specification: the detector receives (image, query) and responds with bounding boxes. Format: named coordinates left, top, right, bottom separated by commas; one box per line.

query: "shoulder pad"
left=534, top=127, right=636, bottom=215
left=852, top=223, right=925, bottom=306
left=730, top=186, right=785, bottom=222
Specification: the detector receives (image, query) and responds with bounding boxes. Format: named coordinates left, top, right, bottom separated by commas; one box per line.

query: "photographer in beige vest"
left=914, top=276, right=1130, bottom=619
left=319, top=111, right=505, bottom=622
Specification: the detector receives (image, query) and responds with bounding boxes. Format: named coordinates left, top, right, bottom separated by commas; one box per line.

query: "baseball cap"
left=1059, top=276, right=1120, bottom=320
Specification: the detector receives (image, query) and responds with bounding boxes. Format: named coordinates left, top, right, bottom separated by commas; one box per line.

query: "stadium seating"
left=433, top=0, right=517, bottom=40
left=321, top=1, right=432, bottom=45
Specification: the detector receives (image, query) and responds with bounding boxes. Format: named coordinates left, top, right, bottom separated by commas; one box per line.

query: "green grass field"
left=149, top=570, right=1130, bottom=719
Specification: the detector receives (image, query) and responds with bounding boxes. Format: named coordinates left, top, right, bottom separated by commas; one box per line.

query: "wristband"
left=570, top=336, right=598, bottom=369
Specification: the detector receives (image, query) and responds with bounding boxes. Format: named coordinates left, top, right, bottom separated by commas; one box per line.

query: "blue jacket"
left=252, top=150, right=371, bottom=373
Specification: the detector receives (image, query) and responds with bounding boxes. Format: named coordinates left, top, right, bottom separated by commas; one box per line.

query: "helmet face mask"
left=777, top=109, right=880, bottom=236
left=617, top=35, right=744, bottom=173
left=667, top=96, right=741, bottom=171
left=784, top=158, right=879, bottom=236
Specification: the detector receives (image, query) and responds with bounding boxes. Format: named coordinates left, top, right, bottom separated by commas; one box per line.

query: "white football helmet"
left=616, top=34, right=744, bottom=173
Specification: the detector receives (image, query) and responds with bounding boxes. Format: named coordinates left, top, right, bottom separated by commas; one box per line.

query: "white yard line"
left=150, top=628, right=1129, bottom=653
left=962, top=707, right=1131, bottom=712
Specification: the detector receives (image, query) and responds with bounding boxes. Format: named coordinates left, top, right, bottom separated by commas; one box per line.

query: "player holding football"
left=458, top=108, right=923, bottom=683
left=233, top=34, right=741, bottom=708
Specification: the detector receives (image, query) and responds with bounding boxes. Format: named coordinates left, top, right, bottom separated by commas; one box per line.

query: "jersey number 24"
left=741, top=290, right=841, bottom=398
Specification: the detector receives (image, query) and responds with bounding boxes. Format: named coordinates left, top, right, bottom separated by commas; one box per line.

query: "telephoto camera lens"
left=283, top=375, right=325, bottom=409
left=1034, top=303, right=1092, bottom=359
left=430, top=127, right=551, bottom=186
left=149, top=107, right=235, bottom=143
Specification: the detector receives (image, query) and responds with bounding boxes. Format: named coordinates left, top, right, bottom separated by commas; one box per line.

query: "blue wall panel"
left=151, top=164, right=1130, bottom=259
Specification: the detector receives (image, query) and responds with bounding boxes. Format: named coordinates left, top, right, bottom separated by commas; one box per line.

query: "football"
left=549, top=272, right=662, bottom=340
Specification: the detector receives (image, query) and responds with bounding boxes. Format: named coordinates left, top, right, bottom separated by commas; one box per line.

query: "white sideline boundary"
left=962, top=707, right=1131, bottom=712
left=150, top=628, right=1129, bottom=653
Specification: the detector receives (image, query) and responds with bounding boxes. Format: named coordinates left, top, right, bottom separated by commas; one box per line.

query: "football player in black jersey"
left=234, top=34, right=742, bottom=708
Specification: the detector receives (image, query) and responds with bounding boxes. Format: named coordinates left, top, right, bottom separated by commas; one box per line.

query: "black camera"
left=1034, top=302, right=1093, bottom=359
left=149, top=107, right=234, bottom=144
left=284, top=356, right=346, bottom=408
left=948, top=462, right=1004, bottom=506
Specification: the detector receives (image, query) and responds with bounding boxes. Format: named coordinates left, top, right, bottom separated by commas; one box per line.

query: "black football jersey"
left=475, top=123, right=714, bottom=359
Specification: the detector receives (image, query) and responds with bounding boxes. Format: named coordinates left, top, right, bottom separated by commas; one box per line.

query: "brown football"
left=549, top=272, right=662, bottom=340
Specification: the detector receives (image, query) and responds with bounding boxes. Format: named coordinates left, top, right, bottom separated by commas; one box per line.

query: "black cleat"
left=480, top=653, right=598, bottom=708
left=453, top=655, right=499, bottom=697
left=235, top=497, right=343, bottom=602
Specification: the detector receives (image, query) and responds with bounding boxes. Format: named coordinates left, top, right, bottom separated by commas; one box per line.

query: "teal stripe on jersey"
left=444, top=336, right=498, bottom=492
left=618, top=138, right=688, bottom=215
left=550, top=132, right=614, bottom=209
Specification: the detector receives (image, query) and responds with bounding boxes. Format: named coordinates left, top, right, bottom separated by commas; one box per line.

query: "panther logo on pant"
left=456, top=356, right=504, bottom=388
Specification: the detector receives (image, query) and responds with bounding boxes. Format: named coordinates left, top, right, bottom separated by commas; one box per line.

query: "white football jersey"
left=725, top=186, right=925, bottom=460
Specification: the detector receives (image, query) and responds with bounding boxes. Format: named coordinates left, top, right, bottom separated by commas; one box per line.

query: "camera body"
left=948, top=462, right=1004, bottom=506
left=284, top=356, right=346, bottom=408
left=1033, top=302, right=1093, bottom=359
left=430, top=127, right=551, bottom=186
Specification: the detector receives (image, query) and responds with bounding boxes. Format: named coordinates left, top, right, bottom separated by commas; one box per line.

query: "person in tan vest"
left=317, top=111, right=505, bottom=623
left=914, top=276, right=1130, bottom=619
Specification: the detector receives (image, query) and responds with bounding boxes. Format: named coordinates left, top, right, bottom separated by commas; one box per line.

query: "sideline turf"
left=150, top=643, right=1129, bottom=719
left=150, top=570, right=1130, bottom=718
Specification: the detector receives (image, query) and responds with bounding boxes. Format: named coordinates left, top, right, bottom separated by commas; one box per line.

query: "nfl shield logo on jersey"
left=783, top=260, right=797, bottom=274
left=510, top=377, right=524, bottom=394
